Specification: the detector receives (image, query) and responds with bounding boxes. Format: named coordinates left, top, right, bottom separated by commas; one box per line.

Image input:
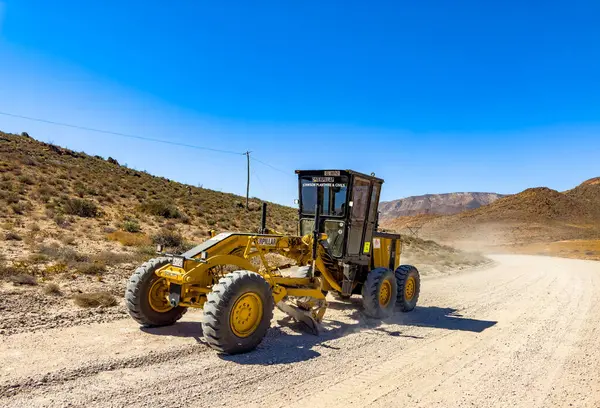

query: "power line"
left=251, top=156, right=294, bottom=177
left=251, top=168, right=268, bottom=194
left=244, top=151, right=251, bottom=209
left=0, top=111, right=244, bottom=156
left=1, top=110, right=297, bottom=183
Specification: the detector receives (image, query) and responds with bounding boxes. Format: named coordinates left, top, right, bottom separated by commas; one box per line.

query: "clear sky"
left=0, top=1, right=599, bottom=205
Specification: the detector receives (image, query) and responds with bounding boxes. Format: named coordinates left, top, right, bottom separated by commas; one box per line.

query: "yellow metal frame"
left=154, top=232, right=403, bottom=320
left=371, top=237, right=402, bottom=270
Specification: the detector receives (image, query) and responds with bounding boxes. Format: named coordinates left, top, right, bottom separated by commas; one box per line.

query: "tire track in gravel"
left=370, top=270, right=587, bottom=408
left=276, top=264, right=562, bottom=408
left=0, top=255, right=550, bottom=407
left=2, top=255, right=600, bottom=408
left=0, top=343, right=209, bottom=398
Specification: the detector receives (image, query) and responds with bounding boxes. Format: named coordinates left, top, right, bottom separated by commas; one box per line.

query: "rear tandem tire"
left=125, top=257, right=187, bottom=327
left=361, top=267, right=398, bottom=318
left=202, top=271, right=274, bottom=354
left=395, top=264, right=420, bottom=312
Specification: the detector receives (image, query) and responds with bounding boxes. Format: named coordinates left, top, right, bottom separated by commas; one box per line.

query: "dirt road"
left=1, top=255, right=599, bottom=408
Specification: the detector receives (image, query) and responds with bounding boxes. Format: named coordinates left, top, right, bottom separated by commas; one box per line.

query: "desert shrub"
left=63, top=198, right=99, bottom=218
left=136, top=245, right=158, bottom=257
left=11, top=202, right=29, bottom=215
left=60, top=235, right=76, bottom=245
left=152, top=228, right=183, bottom=248
left=248, top=201, right=261, bottom=211
left=28, top=253, right=49, bottom=263
left=8, top=273, right=37, bottom=286
left=140, top=200, right=181, bottom=219
left=76, top=262, right=107, bottom=275
left=0, top=191, right=20, bottom=204
left=0, top=260, right=11, bottom=278
left=122, top=219, right=141, bottom=233
left=73, top=181, right=88, bottom=197
left=94, top=251, right=135, bottom=266
left=43, top=283, right=62, bottom=295
left=54, top=214, right=70, bottom=228
left=73, top=292, right=117, bottom=308
left=107, top=231, right=151, bottom=247
left=37, top=244, right=89, bottom=264
left=44, top=263, right=68, bottom=275
left=18, top=174, right=35, bottom=185
left=5, top=231, right=22, bottom=241
left=21, top=156, right=39, bottom=166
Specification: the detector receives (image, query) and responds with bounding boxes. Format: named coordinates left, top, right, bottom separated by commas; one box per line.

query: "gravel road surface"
left=1, top=255, right=599, bottom=407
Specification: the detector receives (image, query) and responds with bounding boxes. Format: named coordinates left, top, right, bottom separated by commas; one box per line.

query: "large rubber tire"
left=361, top=267, right=398, bottom=318
left=125, top=257, right=187, bottom=327
left=202, top=271, right=274, bottom=354
left=395, top=265, right=420, bottom=312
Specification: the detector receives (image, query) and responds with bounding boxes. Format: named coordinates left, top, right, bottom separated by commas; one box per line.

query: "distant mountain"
left=381, top=178, right=600, bottom=248
left=379, top=192, right=506, bottom=219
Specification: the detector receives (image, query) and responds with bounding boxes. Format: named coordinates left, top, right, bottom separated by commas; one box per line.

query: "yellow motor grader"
left=125, top=169, right=420, bottom=354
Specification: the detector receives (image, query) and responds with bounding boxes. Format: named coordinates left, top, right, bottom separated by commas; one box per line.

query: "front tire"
left=361, top=267, right=397, bottom=318
left=125, top=257, right=187, bottom=327
left=202, top=271, right=274, bottom=354
left=395, top=265, right=420, bottom=312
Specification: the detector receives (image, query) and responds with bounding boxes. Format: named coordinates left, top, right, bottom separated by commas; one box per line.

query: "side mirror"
left=293, top=199, right=299, bottom=205
left=156, top=244, right=163, bottom=253
left=348, top=201, right=354, bottom=207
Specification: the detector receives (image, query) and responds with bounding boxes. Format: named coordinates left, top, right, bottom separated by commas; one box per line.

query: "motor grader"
left=125, top=169, right=420, bottom=354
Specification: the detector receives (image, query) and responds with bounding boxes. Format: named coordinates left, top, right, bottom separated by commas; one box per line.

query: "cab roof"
left=294, top=169, right=384, bottom=183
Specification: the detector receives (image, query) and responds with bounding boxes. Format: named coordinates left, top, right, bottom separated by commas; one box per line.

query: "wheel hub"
left=379, top=279, right=392, bottom=307
left=405, top=276, right=416, bottom=301
left=148, top=278, right=173, bottom=313
left=230, top=292, right=263, bottom=338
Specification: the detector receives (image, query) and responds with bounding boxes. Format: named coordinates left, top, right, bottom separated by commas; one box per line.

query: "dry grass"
left=73, top=291, right=117, bottom=308
left=107, top=231, right=152, bottom=247
left=37, top=244, right=89, bottom=264
left=43, top=282, right=63, bottom=295
left=94, top=251, right=137, bottom=266
left=76, top=262, right=107, bottom=275
left=4, top=231, right=23, bottom=241
left=8, top=273, right=38, bottom=286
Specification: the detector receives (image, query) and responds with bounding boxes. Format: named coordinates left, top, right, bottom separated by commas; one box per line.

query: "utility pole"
left=244, top=151, right=251, bottom=210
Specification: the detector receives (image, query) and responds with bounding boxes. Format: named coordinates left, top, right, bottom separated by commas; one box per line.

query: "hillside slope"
left=0, top=131, right=298, bottom=236
left=383, top=178, right=600, bottom=253
left=379, top=192, right=505, bottom=219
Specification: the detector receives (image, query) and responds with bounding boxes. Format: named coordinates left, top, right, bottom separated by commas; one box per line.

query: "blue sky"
left=0, top=1, right=599, bottom=205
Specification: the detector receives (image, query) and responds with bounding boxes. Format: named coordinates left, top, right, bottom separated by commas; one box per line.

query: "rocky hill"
left=382, top=178, right=600, bottom=255
left=379, top=192, right=505, bottom=219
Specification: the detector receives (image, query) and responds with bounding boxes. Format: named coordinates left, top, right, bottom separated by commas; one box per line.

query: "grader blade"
left=276, top=301, right=321, bottom=335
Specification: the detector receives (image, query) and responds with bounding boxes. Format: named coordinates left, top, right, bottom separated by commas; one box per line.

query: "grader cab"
left=125, top=169, right=420, bottom=354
